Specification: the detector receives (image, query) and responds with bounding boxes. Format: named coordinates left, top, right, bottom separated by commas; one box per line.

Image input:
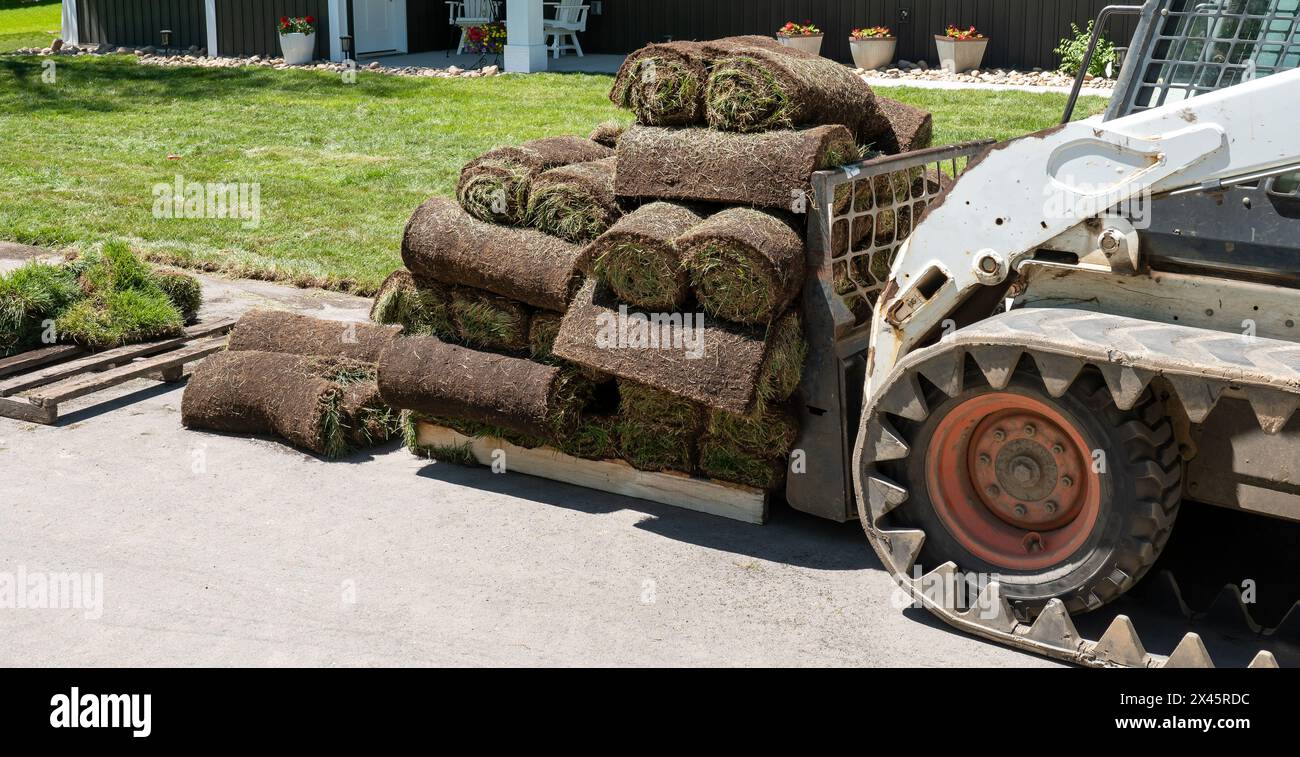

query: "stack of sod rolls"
left=548, top=37, right=933, bottom=490
left=181, top=309, right=404, bottom=459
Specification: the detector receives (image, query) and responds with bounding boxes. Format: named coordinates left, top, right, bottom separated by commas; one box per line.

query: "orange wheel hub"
left=924, top=392, right=1100, bottom=571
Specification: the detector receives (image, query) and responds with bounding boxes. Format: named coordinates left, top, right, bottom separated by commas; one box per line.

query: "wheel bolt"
left=992, top=429, right=1006, bottom=442
left=1044, top=501, right=1058, bottom=514
left=986, top=485, right=1001, bottom=497
left=1052, top=443, right=1064, bottom=454
left=978, top=453, right=991, bottom=465
left=1061, top=476, right=1073, bottom=488
left=1024, top=424, right=1036, bottom=437
left=1014, top=504, right=1028, bottom=517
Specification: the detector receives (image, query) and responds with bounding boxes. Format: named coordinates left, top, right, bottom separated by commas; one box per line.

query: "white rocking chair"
left=544, top=0, right=589, bottom=58
left=447, top=0, right=501, bottom=55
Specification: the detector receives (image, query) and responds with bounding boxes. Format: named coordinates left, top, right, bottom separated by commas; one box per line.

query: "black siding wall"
left=584, top=0, right=1139, bottom=71
left=78, top=0, right=207, bottom=50
left=217, top=0, right=331, bottom=59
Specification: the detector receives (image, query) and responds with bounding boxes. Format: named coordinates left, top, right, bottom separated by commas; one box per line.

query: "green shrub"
left=1054, top=21, right=1116, bottom=78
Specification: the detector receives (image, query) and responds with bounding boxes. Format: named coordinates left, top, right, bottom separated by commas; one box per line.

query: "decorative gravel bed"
left=857, top=62, right=1115, bottom=90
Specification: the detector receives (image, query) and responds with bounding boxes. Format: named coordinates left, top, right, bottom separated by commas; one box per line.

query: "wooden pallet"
left=0, top=318, right=236, bottom=424
left=415, top=422, right=769, bottom=524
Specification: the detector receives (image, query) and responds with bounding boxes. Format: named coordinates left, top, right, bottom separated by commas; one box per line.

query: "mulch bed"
left=402, top=197, right=584, bottom=312
left=615, top=124, right=859, bottom=209
left=586, top=201, right=707, bottom=311
left=679, top=207, right=805, bottom=325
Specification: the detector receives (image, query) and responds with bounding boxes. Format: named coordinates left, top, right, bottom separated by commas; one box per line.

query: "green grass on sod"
left=0, top=0, right=61, bottom=53
left=0, top=55, right=1109, bottom=293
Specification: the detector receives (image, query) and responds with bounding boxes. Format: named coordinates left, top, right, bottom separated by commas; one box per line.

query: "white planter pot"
left=849, top=38, right=897, bottom=70
left=934, top=36, right=988, bottom=74
left=778, top=35, right=824, bottom=56
left=278, top=32, right=315, bottom=66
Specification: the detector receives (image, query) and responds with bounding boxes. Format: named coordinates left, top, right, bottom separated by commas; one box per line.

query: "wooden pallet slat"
left=0, top=318, right=235, bottom=397
left=416, top=422, right=770, bottom=525
left=0, top=318, right=235, bottom=425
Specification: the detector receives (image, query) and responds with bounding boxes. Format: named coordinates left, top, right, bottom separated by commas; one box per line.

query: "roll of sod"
left=449, top=287, right=531, bottom=352
left=610, top=37, right=788, bottom=127
left=699, top=405, right=799, bottom=489
left=554, top=278, right=773, bottom=415
left=756, top=310, right=808, bottom=411
left=528, top=310, right=563, bottom=362
left=873, top=96, right=934, bottom=154
left=680, top=207, right=804, bottom=325
left=378, top=334, right=591, bottom=440
left=704, top=46, right=887, bottom=141
left=589, top=121, right=625, bottom=148
left=587, top=201, right=706, bottom=311
left=615, top=124, right=859, bottom=210
left=402, top=197, right=584, bottom=312
left=457, top=135, right=613, bottom=226
left=556, top=414, right=622, bottom=461
left=226, top=309, right=401, bottom=364
left=526, top=156, right=622, bottom=243
left=182, top=351, right=350, bottom=458
left=369, top=268, right=454, bottom=338
left=337, top=379, right=400, bottom=448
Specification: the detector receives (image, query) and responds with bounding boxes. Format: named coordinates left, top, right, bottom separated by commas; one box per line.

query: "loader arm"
left=866, top=65, right=1300, bottom=398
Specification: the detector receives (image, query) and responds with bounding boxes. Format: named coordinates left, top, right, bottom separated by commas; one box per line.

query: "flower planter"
left=778, top=34, right=824, bottom=56
left=934, top=35, right=988, bottom=73
left=279, top=32, right=315, bottom=66
left=850, top=37, right=897, bottom=70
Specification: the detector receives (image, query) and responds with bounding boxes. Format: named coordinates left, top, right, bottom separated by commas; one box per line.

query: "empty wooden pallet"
left=0, top=318, right=235, bottom=424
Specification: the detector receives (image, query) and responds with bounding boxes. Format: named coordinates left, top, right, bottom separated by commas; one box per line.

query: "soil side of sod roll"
left=402, top=197, right=584, bottom=312
left=553, top=278, right=773, bottom=415
left=586, top=201, right=707, bottom=311
left=226, top=309, right=402, bottom=364
left=378, top=334, right=591, bottom=440
left=457, top=135, right=613, bottom=225
left=526, top=156, right=622, bottom=243
left=182, top=350, right=349, bottom=458
left=705, top=46, right=888, bottom=142
left=615, top=124, right=859, bottom=210
left=679, top=207, right=805, bottom=325
left=873, top=96, right=935, bottom=155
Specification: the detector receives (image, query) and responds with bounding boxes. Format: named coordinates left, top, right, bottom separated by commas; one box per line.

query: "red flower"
left=305, top=15, right=315, bottom=24
left=280, top=16, right=288, bottom=24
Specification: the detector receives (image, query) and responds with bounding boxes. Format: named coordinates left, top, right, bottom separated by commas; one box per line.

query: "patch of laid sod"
left=55, top=242, right=185, bottom=348
left=0, top=259, right=81, bottom=354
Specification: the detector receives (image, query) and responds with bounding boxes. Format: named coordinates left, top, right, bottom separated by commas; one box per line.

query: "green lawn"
left=0, top=1, right=61, bottom=53
left=0, top=55, right=1109, bottom=294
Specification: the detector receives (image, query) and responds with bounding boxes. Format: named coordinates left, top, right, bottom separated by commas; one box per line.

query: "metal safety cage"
left=785, top=141, right=993, bottom=522
left=1107, top=0, right=1300, bottom=119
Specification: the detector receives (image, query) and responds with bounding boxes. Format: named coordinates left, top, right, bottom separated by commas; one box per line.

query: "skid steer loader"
left=788, top=0, right=1300, bottom=667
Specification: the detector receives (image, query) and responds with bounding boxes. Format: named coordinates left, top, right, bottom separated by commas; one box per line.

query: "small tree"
left=1055, top=21, right=1116, bottom=77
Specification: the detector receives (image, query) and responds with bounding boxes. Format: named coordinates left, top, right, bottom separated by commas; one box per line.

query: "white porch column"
left=61, top=0, right=80, bottom=46
left=327, top=0, right=349, bottom=62
left=504, top=0, right=547, bottom=73
left=204, top=0, right=219, bottom=57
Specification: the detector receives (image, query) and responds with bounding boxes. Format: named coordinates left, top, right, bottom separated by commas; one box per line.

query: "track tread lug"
left=916, top=350, right=964, bottom=397
left=884, top=529, right=926, bottom=572
left=1164, top=633, right=1215, bottom=668
left=1245, top=387, right=1300, bottom=435
left=968, top=346, right=1021, bottom=390
left=962, top=580, right=1018, bottom=633
left=1165, top=374, right=1225, bottom=423
left=1031, top=352, right=1085, bottom=398
left=1248, top=651, right=1280, bottom=669
left=879, top=372, right=929, bottom=422
left=1098, top=364, right=1155, bottom=411
left=1025, top=599, right=1080, bottom=649
left=868, top=419, right=910, bottom=462
left=1093, top=615, right=1148, bottom=666
left=866, top=474, right=908, bottom=522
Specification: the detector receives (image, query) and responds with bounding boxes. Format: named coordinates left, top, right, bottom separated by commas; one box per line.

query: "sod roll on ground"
left=378, top=334, right=591, bottom=441
left=679, top=207, right=805, bottom=325
left=456, top=135, right=613, bottom=226
left=526, top=156, right=622, bottom=243
left=402, top=196, right=584, bottom=312
left=182, top=351, right=391, bottom=459
left=615, top=124, right=859, bottom=209
left=586, top=201, right=706, bottom=311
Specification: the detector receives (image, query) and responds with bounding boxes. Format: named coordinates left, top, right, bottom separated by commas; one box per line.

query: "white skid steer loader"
left=787, top=0, right=1300, bottom=667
